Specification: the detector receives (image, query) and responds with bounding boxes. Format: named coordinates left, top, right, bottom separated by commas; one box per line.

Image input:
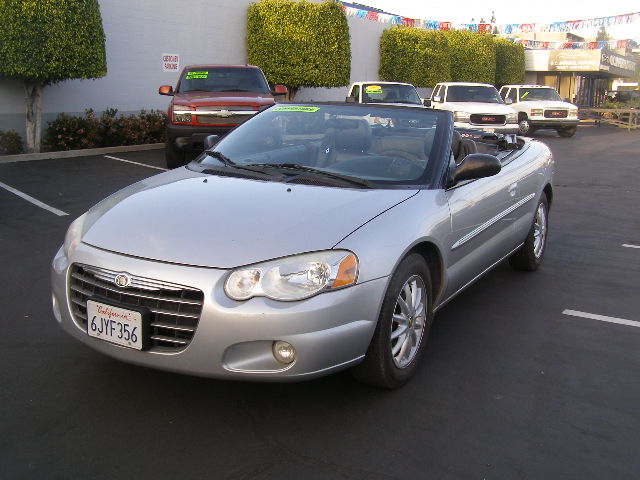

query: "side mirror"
left=504, top=98, right=513, bottom=105
left=158, top=85, right=174, bottom=96
left=433, top=95, right=443, bottom=103
left=453, top=153, right=501, bottom=183
left=345, top=96, right=356, bottom=103
left=272, top=84, right=288, bottom=96
left=204, top=135, right=220, bottom=151
left=423, top=98, right=432, bottom=107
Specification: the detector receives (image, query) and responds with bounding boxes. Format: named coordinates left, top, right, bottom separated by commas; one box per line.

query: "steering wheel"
left=378, top=150, right=424, bottom=167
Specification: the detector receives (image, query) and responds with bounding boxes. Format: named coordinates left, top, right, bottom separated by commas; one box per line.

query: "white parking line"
left=0, top=180, right=68, bottom=216
left=562, top=309, right=640, bottom=329
left=622, top=244, right=640, bottom=249
left=104, top=155, right=167, bottom=171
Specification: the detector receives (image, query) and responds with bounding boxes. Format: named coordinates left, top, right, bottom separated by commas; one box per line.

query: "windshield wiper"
left=203, top=151, right=284, bottom=178
left=247, top=163, right=373, bottom=188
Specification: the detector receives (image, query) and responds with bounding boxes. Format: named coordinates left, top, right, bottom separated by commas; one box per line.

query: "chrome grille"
left=69, top=264, right=204, bottom=352
left=470, top=114, right=506, bottom=125
left=195, top=105, right=256, bottom=125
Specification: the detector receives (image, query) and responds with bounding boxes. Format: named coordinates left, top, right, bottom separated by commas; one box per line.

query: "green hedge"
left=247, top=0, right=350, bottom=92
left=379, top=27, right=451, bottom=87
left=443, top=30, right=496, bottom=84
left=379, top=27, right=525, bottom=88
left=0, top=130, right=24, bottom=155
left=0, top=0, right=106, bottom=83
left=494, top=38, right=525, bottom=87
left=43, top=109, right=167, bottom=152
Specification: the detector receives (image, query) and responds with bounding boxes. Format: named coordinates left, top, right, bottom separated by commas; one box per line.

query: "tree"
left=247, top=0, right=350, bottom=99
left=494, top=38, right=525, bottom=88
left=0, top=0, right=107, bottom=152
left=596, top=26, right=610, bottom=42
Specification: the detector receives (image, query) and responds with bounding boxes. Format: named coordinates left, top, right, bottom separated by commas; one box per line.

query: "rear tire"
left=509, top=194, right=549, bottom=271
left=557, top=126, right=577, bottom=137
left=352, top=254, right=433, bottom=388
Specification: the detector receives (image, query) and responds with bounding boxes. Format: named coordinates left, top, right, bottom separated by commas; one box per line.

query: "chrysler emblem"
left=114, top=273, right=131, bottom=288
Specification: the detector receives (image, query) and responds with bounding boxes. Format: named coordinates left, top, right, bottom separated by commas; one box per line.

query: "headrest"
left=334, top=119, right=372, bottom=152
left=451, top=130, right=462, bottom=157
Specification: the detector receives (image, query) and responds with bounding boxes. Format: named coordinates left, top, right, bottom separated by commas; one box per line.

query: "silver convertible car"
left=51, top=103, right=554, bottom=388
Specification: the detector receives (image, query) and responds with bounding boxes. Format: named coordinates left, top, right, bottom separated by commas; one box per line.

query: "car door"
left=442, top=154, right=528, bottom=300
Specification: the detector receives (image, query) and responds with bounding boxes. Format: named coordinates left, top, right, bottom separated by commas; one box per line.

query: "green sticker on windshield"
left=185, top=71, right=208, bottom=79
left=365, top=85, right=383, bottom=93
left=271, top=106, right=320, bottom=113
left=521, top=91, right=529, bottom=99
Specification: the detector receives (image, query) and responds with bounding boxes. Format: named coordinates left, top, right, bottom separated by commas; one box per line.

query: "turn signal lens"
left=331, top=254, right=358, bottom=288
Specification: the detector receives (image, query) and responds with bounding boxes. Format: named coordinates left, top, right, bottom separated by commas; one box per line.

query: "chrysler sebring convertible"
left=51, top=103, right=554, bottom=388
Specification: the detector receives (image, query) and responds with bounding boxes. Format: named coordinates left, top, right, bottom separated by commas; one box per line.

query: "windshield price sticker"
left=365, top=85, right=383, bottom=93
left=272, top=106, right=320, bottom=113
left=186, top=71, right=208, bottom=79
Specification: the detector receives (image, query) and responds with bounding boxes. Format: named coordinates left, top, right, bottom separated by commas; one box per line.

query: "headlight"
left=172, top=105, right=193, bottom=123
left=506, top=112, right=518, bottom=123
left=453, top=111, right=470, bottom=122
left=63, top=213, right=87, bottom=257
left=568, top=109, right=578, bottom=118
left=530, top=109, right=544, bottom=117
left=225, top=250, right=359, bottom=301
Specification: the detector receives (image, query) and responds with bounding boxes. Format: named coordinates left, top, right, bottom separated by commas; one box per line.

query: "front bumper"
left=529, top=118, right=579, bottom=129
left=453, top=122, right=518, bottom=134
left=166, top=123, right=237, bottom=152
left=51, top=243, right=387, bottom=381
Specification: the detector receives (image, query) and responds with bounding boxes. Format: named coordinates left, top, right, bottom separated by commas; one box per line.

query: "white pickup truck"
left=346, top=81, right=425, bottom=106
left=426, top=82, right=518, bottom=134
left=499, top=85, right=579, bottom=137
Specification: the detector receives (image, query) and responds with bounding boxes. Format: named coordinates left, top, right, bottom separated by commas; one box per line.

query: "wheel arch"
left=543, top=183, right=553, bottom=210
left=406, top=241, right=444, bottom=306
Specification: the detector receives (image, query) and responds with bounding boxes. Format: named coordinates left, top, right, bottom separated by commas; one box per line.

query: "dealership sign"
left=162, top=54, right=179, bottom=72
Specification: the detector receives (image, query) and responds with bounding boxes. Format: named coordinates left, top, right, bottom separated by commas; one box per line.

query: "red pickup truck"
left=159, top=64, right=287, bottom=168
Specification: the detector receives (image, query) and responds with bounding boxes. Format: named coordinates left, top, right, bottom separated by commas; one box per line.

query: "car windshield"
left=178, top=68, right=270, bottom=94
left=447, top=85, right=503, bottom=103
left=361, top=84, right=422, bottom=105
left=196, top=104, right=446, bottom=187
left=519, top=88, right=562, bottom=101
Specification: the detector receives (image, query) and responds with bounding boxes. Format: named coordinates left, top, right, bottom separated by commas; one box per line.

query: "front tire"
left=352, top=254, right=433, bottom=388
left=557, top=126, right=577, bottom=137
left=509, top=194, right=549, bottom=271
left=518, top=116, right=534, bottom=135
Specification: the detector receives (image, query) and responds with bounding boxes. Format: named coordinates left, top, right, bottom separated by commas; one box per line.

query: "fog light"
left=272, top=341, right=296, bottom=364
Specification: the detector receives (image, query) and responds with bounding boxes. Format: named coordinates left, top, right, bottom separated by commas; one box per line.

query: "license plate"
left=87, top=300, right=144, bottom=350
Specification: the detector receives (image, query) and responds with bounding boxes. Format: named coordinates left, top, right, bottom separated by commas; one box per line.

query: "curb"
left=0, top=143, right=164, bottom=164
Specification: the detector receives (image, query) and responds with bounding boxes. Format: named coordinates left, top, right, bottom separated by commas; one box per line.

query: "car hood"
left=174, top=91, right=275, bottom=106
left=444, top=102, right=516, bottom=114
left=518, top=100, right=576, bottom=109
left=81, top=169, right=417, bottom=269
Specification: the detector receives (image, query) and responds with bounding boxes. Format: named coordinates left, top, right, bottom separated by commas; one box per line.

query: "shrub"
left=495, top=39, right=525, bottom=88
left=379, top=27, right=450, bottom=87
left=0, top=130, right=24, bottom=155
left=443, top=30, right=496, bottom=84
left=247, top=0, right=350, bottom=97
left=42, top=109, right=167, bottom=152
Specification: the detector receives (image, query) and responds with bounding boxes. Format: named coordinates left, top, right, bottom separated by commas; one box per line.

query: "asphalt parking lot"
left=1, top=125, right=639, bottom=479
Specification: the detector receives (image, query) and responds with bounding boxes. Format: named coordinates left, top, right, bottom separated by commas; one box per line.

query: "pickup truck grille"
left=69, top=264, right=204, bottom=352
left=544, top=109, right=568, bottom=118
left=195, top=105, right=256, bottom=125
left=470, top=114, right=505, bottom=125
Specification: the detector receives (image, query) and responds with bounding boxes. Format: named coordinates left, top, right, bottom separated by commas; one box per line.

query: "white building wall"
left=0, top=0, right=395, bottom=137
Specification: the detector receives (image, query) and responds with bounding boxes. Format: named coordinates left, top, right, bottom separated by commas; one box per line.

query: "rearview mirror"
left=158, top=85, right=174, bottom=96
left=453, top=153, right=501, bottom=183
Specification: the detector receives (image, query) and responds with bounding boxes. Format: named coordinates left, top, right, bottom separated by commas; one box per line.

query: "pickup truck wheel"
left=518, top=117, right=533, bottom=135
left=509, top=194, right=549, bottom=271
left=351, top=254, right=433, bottom=388
left=165, top=144, right=187, bottom=169
left=557, top=126, right=577, bottom=137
